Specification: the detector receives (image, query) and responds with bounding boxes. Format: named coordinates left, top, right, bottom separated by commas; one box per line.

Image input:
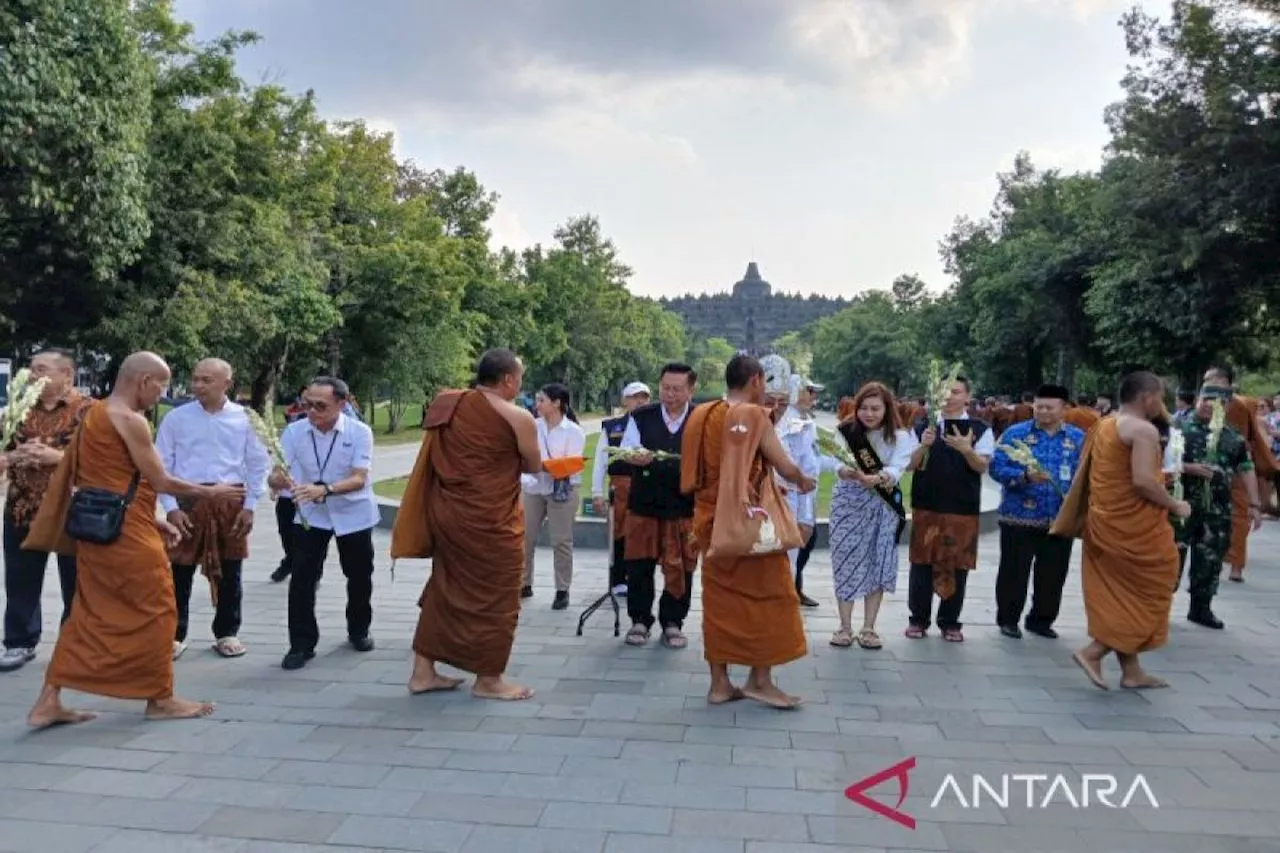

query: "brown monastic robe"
left=681, top=401, right=807, bottom=669
left=1052, top=417, right=1178, bottom=654
left=25, top=402, right=176, bottom=699
left=1224, top=396, right=1277, bottom=568
left=392, top=390, right=524, bottom=677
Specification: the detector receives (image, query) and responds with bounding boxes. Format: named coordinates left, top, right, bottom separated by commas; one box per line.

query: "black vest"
left=601, top=415, right=632, bottom=477
left=911, top=417, right=989, bottom=516
left=626, top=403, right=694, bottom=520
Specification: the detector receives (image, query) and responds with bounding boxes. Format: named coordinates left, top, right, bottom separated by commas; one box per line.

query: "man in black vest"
left=591, top=381, right=651, bottom=595
left=905, top=375, right=994, bottom=643
left=618, top=363, right=699, bottom=649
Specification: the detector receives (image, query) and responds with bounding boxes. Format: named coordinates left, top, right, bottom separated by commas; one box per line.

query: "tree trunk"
left=1056, top=347, right=1076, bottom=396
left=388, top=390, right=406, bottom=434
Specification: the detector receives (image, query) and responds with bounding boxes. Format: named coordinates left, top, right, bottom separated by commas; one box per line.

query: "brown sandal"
left=856, top=629, right=882, bottom=650
left=829, top=628, right=854, bottom=647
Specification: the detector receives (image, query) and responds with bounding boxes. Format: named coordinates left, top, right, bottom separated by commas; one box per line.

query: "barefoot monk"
left=393, top=349, right=542, bottom=701
left=24, top=352, right=242, bottom=727
left=681, top=354, right=815, bottom=709
left=1053, top=371, right=1190, bottom=691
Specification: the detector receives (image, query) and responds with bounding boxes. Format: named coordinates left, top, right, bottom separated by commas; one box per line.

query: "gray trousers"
left=523, top=488, right=578, bottom=591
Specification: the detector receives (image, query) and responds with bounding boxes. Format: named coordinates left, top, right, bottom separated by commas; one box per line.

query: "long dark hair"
left=843, top=381, right=902, bottom=444
left=539, top=383, right=578, bottom=424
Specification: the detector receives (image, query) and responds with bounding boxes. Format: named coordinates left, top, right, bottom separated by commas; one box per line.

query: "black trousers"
left=626, top=561, right=693, bottom=630
left=287, top=524, right=374, bottom=653
left=2, top=517, right=75, bottom=649
left=794, top=526, right=817, bottom=592
left=994, top=523, right=1072, bottom=629
left=610, top=538, right=627, bottom=588
left=173, top=560, right=244, bottom=642
left=274, top=496, right=297, bottom=575
left=907, top=562, right=970, bottom=631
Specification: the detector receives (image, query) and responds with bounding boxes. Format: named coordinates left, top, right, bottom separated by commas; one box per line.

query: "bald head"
left=191, top=357, right=234, bottom=409
left=195, top=358, right=232, bottom=380
left=117, top=351, right=170, bottom=382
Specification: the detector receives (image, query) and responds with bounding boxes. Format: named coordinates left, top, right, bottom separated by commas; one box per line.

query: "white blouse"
left=864, top=428, right=919, bottom=484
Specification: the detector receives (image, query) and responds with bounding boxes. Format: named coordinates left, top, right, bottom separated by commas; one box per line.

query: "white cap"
left=802, top=376, right=824, bottom=392
left=621, top=381, right=651, bottom=399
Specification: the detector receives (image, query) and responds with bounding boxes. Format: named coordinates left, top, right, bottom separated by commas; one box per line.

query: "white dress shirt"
left=522, top=416, right=587, bottom=496
left=620, top=403, right=690, bottom=450
left=156, top=399, right=271, bottom=514
left=868, top=428, right=919, bottom=484
left=590, top=420, right=622, bottom=498
left=279, top=413, right=378, bottom=535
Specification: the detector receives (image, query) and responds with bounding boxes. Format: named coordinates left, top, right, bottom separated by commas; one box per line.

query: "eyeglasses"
left=300, top=400, right=333, bottom=412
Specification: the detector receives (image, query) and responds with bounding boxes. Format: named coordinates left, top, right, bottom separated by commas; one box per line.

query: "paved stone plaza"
left=1, top=516, right=1278, bottom=853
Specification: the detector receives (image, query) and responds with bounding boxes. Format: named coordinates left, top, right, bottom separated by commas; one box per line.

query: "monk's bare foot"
left=1072, top=650, right=1109, bottom=691
left=1120, top=672, right=1169, bottom=690
left=743, top=682, right=802, bottom=709
left=145, top=697, right=216, bottom=721
left=707, top=685, right=744, bottom=705
left=472, top=676, right=535, bottom=701
left=27, top=692, right=98, bottom=729
left=409, top=674, right=463, bottom=695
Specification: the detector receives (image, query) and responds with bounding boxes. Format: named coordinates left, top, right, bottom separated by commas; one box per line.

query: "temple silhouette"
left=661, top=262, right=849, bottom=353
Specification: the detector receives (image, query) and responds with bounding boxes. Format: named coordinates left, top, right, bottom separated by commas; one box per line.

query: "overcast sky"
left=175, top=0, right=1135, bottom=299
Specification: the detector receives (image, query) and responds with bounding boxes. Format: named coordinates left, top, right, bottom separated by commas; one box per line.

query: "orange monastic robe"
left=1224, top=396, right=1276, bottom=568
left=25, top=403, right=176, bottom=700
left=1064, top=406, right=1099, bottom=432
left=681, top=401, right=807, bottom=669
left=392, top=390, right=524, bottom=677
left=1012, top=403, right=1034, bottom=425
left=1052, top=418, right=1178, bottom=654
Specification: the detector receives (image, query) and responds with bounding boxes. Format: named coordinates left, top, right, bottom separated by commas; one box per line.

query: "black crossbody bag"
left=64, top=423, right=141, bottom=545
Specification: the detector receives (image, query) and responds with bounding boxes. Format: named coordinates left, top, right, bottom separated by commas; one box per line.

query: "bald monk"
left=24, top=352, right=244, bottom=727
left=681, top=354, right=815, bottom=709
left=393, top=348, right=542, bottom=701
left=1203, top=366, right=1275, bottom=581
left=1052, top=371, right=1190, bottom=691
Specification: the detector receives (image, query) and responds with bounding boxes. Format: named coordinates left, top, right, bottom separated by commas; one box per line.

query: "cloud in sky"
left=177, top=0, right=1135, bottom=297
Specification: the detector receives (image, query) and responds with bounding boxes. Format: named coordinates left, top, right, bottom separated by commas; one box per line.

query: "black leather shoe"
left=520, top=586, right=534, bottom=599
left=798, top=593, right=819, bottom=608
left=350, top=636, right=375, bottom=652
left=1025, top=623, right=1058, bottom=639
left=1188, top=610, right=1224, bottom=629
left=281, top=649, right=315, bottom=670
left=552, top=591, right=569, bottom=610
left=999, top=624, right=1023, bottom=639
left=270, top=565, right=290, bottom=583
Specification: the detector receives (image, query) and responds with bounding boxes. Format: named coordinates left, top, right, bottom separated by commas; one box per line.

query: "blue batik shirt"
left=990, top=420, right=1086, bottom=528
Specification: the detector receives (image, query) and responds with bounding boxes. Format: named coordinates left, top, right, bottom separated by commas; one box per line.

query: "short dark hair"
left=35, top=347, right=76, bottom=368
left=1035, top=384, right=1070, bottom=402
left=1177, top=390, right=1196, bottom=405
left=659, top=362, right=698, bottom=386
left=725, top=354, right=763, bottom=391
left=953, top=375, right=972, bottom=393
left=1021, top=391, right=1035, bottom=403
left=309, top=376, right=350, bottom=400
left=1118, top=371, right=1163, bottom=404
left=1205, top=364, right=1234, bottom=385
left=475, top=348, right=521, bottom=387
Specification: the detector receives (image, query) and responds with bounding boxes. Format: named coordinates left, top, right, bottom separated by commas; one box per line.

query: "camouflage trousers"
left=1175, top=509, right=1231, bottom=605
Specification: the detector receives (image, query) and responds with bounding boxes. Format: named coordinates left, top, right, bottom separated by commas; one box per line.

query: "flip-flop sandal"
left=662, top=628, right=688, bottom=649
left=942, top=629, right=964, bottom=643
left=904, top=626, right=926, bottom=640
left=625, top=625, right=650, bottom=646
left=829, top=628, right=854, bottom=648
left=214, top=637, right=246, bottom=658
left=856, top=629, right=883, bottom=650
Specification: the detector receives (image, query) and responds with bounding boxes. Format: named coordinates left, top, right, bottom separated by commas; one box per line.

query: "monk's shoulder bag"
left=64, top=425, right=141, bottom=545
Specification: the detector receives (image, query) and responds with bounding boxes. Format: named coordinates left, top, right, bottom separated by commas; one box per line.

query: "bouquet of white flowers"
left=1, top=369, right=49, bottom=476
left=246, top=406, right=308, bottom=530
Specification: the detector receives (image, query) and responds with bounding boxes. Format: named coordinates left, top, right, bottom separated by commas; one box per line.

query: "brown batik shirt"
left=4, top=390, right=93, bottom=530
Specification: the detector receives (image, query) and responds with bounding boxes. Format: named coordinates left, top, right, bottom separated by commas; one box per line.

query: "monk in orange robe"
left=681, top=354, right=815, bottom=709
left=1202, top=367, right=1275, bottom=581
left=393, top=349, right=542, bottom=701
left=24, top=352, right=241, bottom=728
left=1052, top=371, right=1190, bottom=691
left=1064, top=403, right=1099, bottom=432
left=1011, top=393, right=1034, bottom=426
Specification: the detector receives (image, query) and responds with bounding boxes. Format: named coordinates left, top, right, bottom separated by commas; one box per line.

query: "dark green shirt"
left=1177, top=418, right=1253, bottom=509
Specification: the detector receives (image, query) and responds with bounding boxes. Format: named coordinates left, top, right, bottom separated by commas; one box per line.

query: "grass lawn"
left=374, top=430, right=914, bottom=517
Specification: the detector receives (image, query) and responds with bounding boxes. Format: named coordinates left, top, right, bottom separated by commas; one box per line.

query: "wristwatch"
left=322, top=483, right=334, bottom=502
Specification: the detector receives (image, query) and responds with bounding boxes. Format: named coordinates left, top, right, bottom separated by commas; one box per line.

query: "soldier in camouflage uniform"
left=1174, top=388, right=1260, bottom=630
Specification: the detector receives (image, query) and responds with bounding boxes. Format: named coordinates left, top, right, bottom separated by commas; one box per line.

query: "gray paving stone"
left=53, top=767, right=190, bottom=799
left=619, top=781, right=746, bottom=811
left=0, top=817, right=118, bottom=853
left=89, top=830, right=248, bottom=853
left=539, top=802, right=672, bottom=834
left=407, top=792, right=546, bottom=826
left=286, top=783, right=423, bottom=816
left=670, top=808, right=810, bottom=843
left=262, top=758, right=391, bottom=788
left=460, top=825, right=605, bottom=853
left=605, top=834, right=744, bottom=853
left=328, top=814, right=475, bottom=851
left=196, top=806, right=346, bottom=844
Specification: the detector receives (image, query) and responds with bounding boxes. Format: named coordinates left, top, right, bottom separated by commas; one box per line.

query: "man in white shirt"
left=268, top=377, right=380, bottom=671
left=591, top=381, right=651, bottom=596
left=156, top=359, right=270, bottom=660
